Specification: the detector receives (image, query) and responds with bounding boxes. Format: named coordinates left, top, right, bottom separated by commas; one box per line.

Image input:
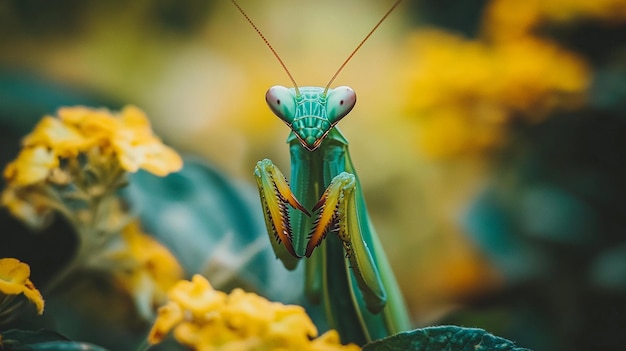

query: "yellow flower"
left=1, top=186, right=52, bottom=228
left=148, top=301, right=184, bottom=344
left=168, top=274, right=227, bottom=319
left=109, top=221, right=183, bottom=319
left=311, top=330, right=360, bottom=351
left=265, top=303, right=319, bottom=348
left=404, top=29, right=589, bottom=158
left=484, top=0, right=626, bottom=42
left=57, top=105, right=183, bottom=176
left=494, top=38, right=589, bottom=115
left=0, top=258, right=44, bottom=315
left=413, top=107, right=506, bottom=159
left=2, top=106, right=182, bottom=206
left=57, top=105, right=120, bottom=136
left=22, top=116, right=93, bottom=158
left=148, top=274, right=359, bottom=351
left=3, top=146, right=58, bottom=186
left=2, top=105, right=183, bottom=230
left=482, top=0, right=542, bottom=42
left=111, top=106, right=183, bottom=176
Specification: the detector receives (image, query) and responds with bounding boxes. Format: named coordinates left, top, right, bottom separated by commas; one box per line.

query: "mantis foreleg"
left=254, top=156, right=387, bottom=314
left=254, top=158, right=309, bottom=270
left=308, top=172, right=386, bottom=314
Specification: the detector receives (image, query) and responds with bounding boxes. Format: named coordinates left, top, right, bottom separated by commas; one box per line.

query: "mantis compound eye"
left=326, top=86, right=356, bottom=125
left=266, top=85, right=297, bottom=125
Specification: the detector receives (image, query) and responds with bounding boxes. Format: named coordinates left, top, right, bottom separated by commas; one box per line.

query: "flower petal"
left=168, top=275, right=226, bottom=318
left=0, top=259, right=45, bottom=315
left=4, top=146, right=58, bottom=186
left=148, top=301, right=184, bottom=344
left=22, top=279, right=45, bottom=314
left=23, top=116, right=93, bottom=158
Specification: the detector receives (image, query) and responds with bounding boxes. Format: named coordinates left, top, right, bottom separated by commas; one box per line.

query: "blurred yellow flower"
left=149, top=301, right=184, bottom=343
left=401, top=0, right=626, bottom=159
left=22, top=116, right=93, bottom=158
left=404, top=29, right=589, bottom=158
left=57, top=105, right=120, bottom=137
left=108, top=221, right=183, bottom=319
left=484, top=0, right=626, bottom=42
left=414, top=107, right=505, bottom=159
left=167, top=272, right=227, bottom=319
left=148, top=274, right=360, bottom=351
left=1, top=186, right=52, bottom=228
left=0, top=258, right=44, bottom=315
left=3, top=146, right=58, bottom=186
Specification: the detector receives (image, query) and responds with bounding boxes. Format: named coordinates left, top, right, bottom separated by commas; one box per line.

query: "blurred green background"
left=1, top=0, right=626, bottom=350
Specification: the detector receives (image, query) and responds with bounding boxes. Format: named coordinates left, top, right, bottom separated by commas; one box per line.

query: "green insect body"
left=233, top=0, right=410, bottom=345
left=254, top=87, right=410, bottom=344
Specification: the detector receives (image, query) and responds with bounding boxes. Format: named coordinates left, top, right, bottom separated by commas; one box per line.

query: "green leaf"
left=1, top=330, right=69, bottom=344
left=362, top=326, right=531, bottom=351
left=0, top=329, right=109, bottom=351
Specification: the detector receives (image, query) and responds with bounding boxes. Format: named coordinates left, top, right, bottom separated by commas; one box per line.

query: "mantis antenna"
left=323, top=0, right=403, bottom=95
left=230, top=0, right=301, bottom=96
left=231, top=0, right=402, bottom=96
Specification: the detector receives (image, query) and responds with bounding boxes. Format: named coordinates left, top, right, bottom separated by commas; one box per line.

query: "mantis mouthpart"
left=233, top=0, right=411, bottom=345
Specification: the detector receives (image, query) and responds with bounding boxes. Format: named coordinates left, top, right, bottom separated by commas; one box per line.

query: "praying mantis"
left=231, top=0, right=411, bottom=344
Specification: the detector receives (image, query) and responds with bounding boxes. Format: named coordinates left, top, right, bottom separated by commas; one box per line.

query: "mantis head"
left=265, top=86, right=356, bottom=151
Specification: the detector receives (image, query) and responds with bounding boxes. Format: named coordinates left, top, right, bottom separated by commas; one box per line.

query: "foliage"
left=363, top=326, right=529, bottom=351
left=0, top=329, right=107, bottom=351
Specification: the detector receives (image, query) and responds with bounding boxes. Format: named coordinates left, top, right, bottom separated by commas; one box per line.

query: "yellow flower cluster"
left=485, top=0, right=626, bottom=42
left=148, top=274, right=360, bottom=351
left=404, top=30, right=589, bottom=158
left=0, top=258, right=44, bottom=315
left=2, top=105, right=182, bottom=226
left=5, top=105, right=182, bottom=186
left=1, top=106, right=186, bottom=323
left=107, top=221, right=183, bottom=319
left=403, top=0, right=616, bottom=159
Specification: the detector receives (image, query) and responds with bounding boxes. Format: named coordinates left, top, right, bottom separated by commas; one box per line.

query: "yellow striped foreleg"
left=306, top=171, right=386, bottom=314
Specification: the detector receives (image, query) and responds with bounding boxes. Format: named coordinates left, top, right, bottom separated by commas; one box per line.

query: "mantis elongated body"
left=232, top=0, right=410, bottom=344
